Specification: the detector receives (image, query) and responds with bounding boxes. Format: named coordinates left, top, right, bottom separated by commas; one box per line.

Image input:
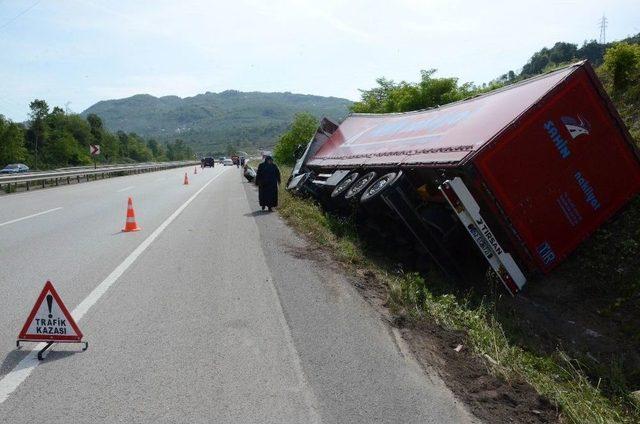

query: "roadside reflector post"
left=16, top=281, right=88, bottom=360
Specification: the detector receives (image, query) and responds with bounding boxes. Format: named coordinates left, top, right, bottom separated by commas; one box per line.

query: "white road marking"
left=0, top=167, right=227, bottom=404
left=0, top=207, right=63, bottom=228
left=116, top=185, right=135, bottom=193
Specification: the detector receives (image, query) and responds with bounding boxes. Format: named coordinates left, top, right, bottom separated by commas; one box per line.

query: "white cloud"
left=0, top=0, right=638, bottom=121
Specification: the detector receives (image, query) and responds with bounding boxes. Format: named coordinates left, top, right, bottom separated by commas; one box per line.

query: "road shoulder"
left=244, top=179, right=477, bottom=423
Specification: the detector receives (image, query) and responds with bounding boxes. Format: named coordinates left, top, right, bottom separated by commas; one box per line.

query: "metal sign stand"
left=17, top=339, right=89, bottom=360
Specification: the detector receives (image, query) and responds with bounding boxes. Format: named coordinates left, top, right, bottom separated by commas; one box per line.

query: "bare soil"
left=353, top=268, right=561, bottom=424
left=499, top=272, right=640, bottom=397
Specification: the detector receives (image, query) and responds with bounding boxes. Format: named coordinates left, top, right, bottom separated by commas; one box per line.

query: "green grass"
left=275, top=166, right=640, bottom=424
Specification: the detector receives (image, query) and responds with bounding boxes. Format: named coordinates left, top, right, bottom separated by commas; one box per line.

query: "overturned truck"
left=288, top=61, right=640, bottom=295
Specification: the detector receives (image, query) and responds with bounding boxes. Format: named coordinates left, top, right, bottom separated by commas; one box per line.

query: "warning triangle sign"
left=18, top=281, right=83, bottom=342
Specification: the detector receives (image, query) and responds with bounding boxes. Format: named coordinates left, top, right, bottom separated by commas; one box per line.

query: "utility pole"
left=599, top=14, right=608, bottom=44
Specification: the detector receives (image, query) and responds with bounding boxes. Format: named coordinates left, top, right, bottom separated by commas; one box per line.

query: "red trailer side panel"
left=308, top=67, right=575, bottom=168
left=474, top=67, right=640, bottom=271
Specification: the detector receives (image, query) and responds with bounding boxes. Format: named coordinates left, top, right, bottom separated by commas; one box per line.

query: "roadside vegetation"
left=0, top=99, right=194, bottom=170
left=276, top=166, right=638, bottom=423
left=272, top=37, right=640, bottom=423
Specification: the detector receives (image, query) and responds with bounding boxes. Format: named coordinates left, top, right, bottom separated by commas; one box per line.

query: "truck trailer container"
left=287, top=61, right=640, bottom=295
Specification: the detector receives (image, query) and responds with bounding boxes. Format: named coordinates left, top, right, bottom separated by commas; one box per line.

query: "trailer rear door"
left=474, top=67, right=640, bottom=271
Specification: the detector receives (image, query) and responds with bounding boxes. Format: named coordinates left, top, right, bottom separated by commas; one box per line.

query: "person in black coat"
left=255, top=156, right=281, bottom=211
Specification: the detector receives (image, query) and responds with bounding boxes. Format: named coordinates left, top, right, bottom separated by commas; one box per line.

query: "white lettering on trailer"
left=475, top=219, right=504, bottom=255
left=439, top=177, right=527, bottom=295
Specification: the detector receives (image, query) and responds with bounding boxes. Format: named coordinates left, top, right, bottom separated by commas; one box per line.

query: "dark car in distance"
left=202, top=157, right=215, bottom=168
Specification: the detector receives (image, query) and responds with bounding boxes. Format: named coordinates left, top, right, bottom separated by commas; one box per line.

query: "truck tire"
left=331, top=172, right=359, bottom=198
left=344, top=171, right=377, bottom=200
left=360, top=171, right=402, bottom=203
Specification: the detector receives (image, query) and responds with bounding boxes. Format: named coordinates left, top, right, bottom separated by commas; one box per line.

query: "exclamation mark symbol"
left=46, top=294, right=53, bottom=318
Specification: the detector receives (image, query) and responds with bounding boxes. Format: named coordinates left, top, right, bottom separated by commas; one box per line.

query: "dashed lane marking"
left=116, top=185, right=135, bottom=193
left=0, top=167, right=227, bottom=404
left=0, top=207, right=63, bottom=228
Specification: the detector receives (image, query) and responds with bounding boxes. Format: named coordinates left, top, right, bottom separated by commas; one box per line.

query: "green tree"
left=165, top=139, right=194, bottom=160
left=44, top=129, right=88, bottom=166
left=100, top=132, right=119, bottom=162
left=602, top=42, right=640, bottom=92
left=117, top=131, right=131, bottom=160
left=273, top=112, right=318, bottom=165
left=0, top=115, right=28, bottom=165
left=548, top=42, right=578, bottom=64
left=600, top=43, right=640, bottom=142
left=87, top=113, right=116, bottom=162
left=577, top=40, right=607, bottom=66
left=27, top=99, right=49, bottom=169
left=86, top=113, right=103, bottom=137
left=351, top=69, right=479, bottom=114
left=146, top=138, right=165, bottom=160
left=125, top=133, right=153, bottom=162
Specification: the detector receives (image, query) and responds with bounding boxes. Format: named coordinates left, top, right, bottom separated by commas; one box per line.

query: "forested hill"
left=495, top=32, right=640, bottom=83
left=81, top=91, right=352, bottom=154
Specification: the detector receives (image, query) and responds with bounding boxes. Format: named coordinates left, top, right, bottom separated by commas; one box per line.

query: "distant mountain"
left=81, top=90, right=352, bottom=153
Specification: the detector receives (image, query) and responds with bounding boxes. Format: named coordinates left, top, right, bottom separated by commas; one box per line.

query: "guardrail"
left=0, top=161, right=199, bottom=194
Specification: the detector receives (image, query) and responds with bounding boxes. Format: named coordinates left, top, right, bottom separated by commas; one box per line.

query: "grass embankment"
left=275, top=166, right=639, bottom=424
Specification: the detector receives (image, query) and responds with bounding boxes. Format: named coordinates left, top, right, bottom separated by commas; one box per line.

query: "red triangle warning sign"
left=18, top=281, right=83, bottom=342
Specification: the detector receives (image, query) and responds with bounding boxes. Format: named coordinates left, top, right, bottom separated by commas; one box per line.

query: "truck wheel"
left=331, top=172, right=359, bottom=198
left=360, top=171, right=402, bottom=203
left=344, top=171, right=377, bottom=200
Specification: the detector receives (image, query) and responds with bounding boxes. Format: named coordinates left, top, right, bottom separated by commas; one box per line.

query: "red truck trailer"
left=288, top=61, right=640, bottom=295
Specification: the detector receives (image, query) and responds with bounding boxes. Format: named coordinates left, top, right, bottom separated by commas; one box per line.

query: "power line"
left=598, top=14, right=608, bottom=44
left=0, top=1, right=41, bottom=32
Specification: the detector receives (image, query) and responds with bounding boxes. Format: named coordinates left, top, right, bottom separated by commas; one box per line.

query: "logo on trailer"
left=543, top=114, right=590, bottom=159
left=560, top=115, right=591, bottom=139
left=543, top=120, right=571, bottom=159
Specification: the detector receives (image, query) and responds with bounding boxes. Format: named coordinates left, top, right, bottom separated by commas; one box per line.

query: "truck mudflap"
left=439, top=177, right=526, bottom=295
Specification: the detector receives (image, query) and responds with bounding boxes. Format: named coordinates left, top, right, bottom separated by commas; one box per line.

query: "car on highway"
left=0, top=163, right=29, bottom=174
left=202, top=157, right=215, bottom=167
left=223, top=158, right=234, bottom=166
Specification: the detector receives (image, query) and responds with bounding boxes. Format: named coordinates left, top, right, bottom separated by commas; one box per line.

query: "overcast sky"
left=0, top=0, right=638, bottom=121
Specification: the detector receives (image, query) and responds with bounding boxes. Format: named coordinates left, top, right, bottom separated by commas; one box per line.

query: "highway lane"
left=0, top=164, right=222, bottom=378
left=0, top=165, right=475, bottom=422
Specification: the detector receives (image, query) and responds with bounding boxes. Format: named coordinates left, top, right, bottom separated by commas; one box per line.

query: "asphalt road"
left=0, top=164, right=475, bottom=423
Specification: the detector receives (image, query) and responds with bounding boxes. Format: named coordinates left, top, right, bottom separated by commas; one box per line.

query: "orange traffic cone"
left=184, top=172, right=189, bottom=185
left=122, top=197, right=141, bottom=232
left=194, top=166, right=198, bottom=175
